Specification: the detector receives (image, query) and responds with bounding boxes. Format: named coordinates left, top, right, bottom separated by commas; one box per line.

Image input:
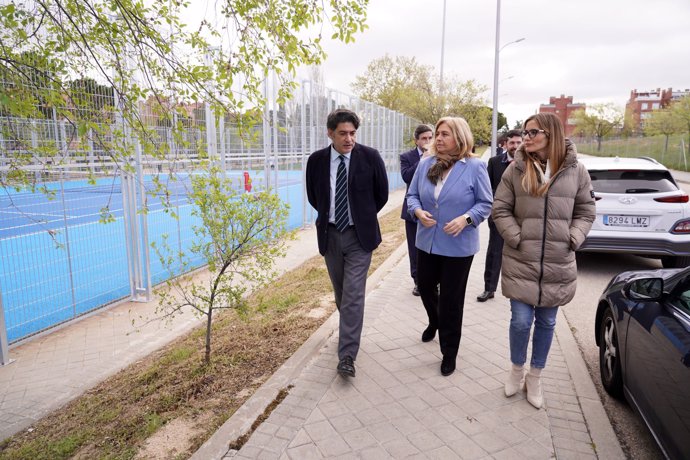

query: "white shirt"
left=329, top=146, right=353, bottom=225
left=433, top=158, right=466, bottom=200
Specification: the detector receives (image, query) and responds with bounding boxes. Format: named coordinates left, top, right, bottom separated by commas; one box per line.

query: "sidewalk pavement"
left=193, top=201, right=624, bottom=459
left=0, top=187, right=625, bottom=460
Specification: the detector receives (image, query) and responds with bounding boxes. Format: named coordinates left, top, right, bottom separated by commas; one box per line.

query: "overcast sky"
left=305, top=0, right=690, bottom=127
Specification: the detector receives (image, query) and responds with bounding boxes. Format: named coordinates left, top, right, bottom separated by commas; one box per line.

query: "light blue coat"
left=407, top=156, right=493, bottom=257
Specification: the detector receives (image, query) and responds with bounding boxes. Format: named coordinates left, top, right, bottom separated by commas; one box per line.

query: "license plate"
left=603, top=215, right=649, bottom=227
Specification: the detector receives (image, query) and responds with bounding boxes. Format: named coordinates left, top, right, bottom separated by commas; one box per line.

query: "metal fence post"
left=301, top=80, right=308, bottom=227
left=0, top=289, right=12, bottom=366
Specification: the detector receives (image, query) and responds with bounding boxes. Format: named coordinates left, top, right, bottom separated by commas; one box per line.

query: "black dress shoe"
left=477, top=291, right=495, bottom=302
left=441, top=356, right=456, bottom=376
left=412, top=284, right=420, bottom=296
left=421, top=326, right=436, bottom=342
left=337, top=356, right=356, bottom=377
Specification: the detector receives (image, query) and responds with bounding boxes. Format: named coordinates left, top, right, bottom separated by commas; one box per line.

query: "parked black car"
left=595, top=266, right=690, bottom=460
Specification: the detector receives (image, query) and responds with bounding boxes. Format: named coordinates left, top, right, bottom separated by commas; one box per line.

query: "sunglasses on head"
left=521, top=129, right=547, bottom=138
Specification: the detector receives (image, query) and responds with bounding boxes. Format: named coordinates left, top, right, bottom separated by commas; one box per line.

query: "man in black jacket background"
left=478, top=130, right=522, bottom=302
left=399, top=124, right=433, bottom=296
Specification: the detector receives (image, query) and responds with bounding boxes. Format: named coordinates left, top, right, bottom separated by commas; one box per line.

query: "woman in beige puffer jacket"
left=492, top=113, right=595, bottom=409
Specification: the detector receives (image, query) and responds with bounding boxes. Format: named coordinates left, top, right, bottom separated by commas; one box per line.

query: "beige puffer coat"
left=491, top=140, right=595, bottom=307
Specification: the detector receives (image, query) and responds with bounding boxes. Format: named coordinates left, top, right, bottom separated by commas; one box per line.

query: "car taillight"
left=654, top=194, right=689, bottom=203
left=672, top=220, right=690, bottom=233
left=594, top=195, right=602, bottom=201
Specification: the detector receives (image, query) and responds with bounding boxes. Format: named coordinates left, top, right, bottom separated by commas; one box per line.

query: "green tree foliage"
left=153, top=165, right=290, bottom=364
left=350, top=55, right=496, bottom=142
left=572, top=103, right=624, bottom=151
left=671, top=95, right=690, bottom=151
left=0, top=0, right=369, bottom=190
left=644, top=108, right=683, bottom=155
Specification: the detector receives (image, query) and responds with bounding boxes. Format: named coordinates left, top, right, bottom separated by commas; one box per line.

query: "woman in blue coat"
left=407, top=117, right=493, bottom=376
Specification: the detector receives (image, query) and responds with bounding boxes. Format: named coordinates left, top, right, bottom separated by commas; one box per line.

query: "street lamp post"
left=490, top=0, right=524, bottom=156
left=440, top=0, right=447, bottom=100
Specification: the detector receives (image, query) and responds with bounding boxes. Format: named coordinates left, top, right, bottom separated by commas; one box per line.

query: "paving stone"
left=382, top=437, right=421, bottom=458
left=513, top=438, right=556, bottom=459
left=287, top=428, right=312, bottom=448
left=399, top=395, right=431, bottom=413
left=454, top=414, right=487, bottom=437
left=426, top=445, right=463, bottom=459
left=471, top=430, right=511, bottom=454
left=368, top=420, right=403, bottom=444
left=303, top=407, right=325, bottom=425
left=329, top=413, right=362, bottom=434
left=303, top=420, right=336, bottom=442
left=407, top=429, right=445, bottom=452
left=341, top=427, right=378, bottom=450
left=359, top=446, right=393, bottom=460
left=444, top=431, right=488, bottom=459
left=313, top=432, right=350, bottom=457
left=286, top=443, right=322, bottom=460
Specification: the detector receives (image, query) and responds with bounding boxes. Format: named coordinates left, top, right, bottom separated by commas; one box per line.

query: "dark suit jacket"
left=487, top=152, right=510, bottom=196
left=399, top=148, right=421, bottom=221
left=306, top=144, right=389, bottom=255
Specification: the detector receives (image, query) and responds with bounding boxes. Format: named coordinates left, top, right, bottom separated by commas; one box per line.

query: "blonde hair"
left=430, top=117, right=474, bottom=159
left=520, top=113, right=566, bottom=197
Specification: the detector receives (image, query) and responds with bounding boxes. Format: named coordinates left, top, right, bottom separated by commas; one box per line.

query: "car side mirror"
left=624, top=277, right=664, bottom=301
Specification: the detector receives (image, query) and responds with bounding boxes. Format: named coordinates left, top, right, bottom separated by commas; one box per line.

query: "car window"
left=588, top=169, right=678, bottom=193
left=669, top=276, right=690, bottom=315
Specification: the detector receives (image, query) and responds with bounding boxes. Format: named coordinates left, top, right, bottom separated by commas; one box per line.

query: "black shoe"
left=441, top=356, right=456, bottom=376
left=421, top=326, right=436, bottom=343
left=477, top=291, right=495, bottom=302
left=337, top=356, right=356, bottom=378
left=412, top=284, right=420, bottom=296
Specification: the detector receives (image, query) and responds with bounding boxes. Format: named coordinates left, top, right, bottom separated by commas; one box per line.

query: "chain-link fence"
left=574, top=134, right=689, bottom=171
left=0, top=77, right=419, bottom=356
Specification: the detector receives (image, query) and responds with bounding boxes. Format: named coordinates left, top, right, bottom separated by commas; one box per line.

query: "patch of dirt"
left=135, top=414, right=210, bottom=460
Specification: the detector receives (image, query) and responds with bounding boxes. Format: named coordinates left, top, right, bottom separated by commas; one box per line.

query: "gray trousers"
left=324, top=225, right=372, bottom=361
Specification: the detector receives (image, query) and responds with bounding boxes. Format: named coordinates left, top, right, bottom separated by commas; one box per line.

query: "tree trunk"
left=205, top=308, right=213, bottom=365
left=597, top=136, right=602, bottom=152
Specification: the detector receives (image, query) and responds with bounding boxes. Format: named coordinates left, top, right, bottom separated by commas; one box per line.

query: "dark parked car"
left=595, top=266, right=690, bottom=460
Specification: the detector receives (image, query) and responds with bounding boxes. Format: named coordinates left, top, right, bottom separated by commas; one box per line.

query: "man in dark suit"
left=400, top=124, right=433, bottom=296
left=306, top=109, right=389, bottom=378
left=478, top=130, right=522, bottom=302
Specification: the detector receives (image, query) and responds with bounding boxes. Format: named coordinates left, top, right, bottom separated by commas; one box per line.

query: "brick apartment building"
left=625, top=87, right=690, bottom=132
left=538, top=95, right=585, bottom=137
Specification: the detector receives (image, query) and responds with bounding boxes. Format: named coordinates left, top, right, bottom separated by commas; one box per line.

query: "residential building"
left=625, top=87, right=690, bottom=132
left=538, top=95, right=585, bottom=137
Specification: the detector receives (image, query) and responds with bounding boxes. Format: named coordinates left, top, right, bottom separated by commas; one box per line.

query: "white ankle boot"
left=525, top=368, right=543, bottom=408
left=504, top=364, right=525, bottom=397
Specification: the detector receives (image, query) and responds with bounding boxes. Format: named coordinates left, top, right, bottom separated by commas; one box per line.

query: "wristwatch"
left=464, top=214, right=473, bottom=226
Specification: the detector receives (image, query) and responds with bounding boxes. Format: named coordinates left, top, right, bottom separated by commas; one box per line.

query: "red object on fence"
left=243, top=171, right=252, bottom=193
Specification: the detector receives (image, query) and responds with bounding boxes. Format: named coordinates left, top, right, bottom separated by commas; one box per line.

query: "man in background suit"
left=306, top=109, right=389, bottom=378
left=477, top=130, right=522, bottom=302
left=400, top=124, right=434, bottom=296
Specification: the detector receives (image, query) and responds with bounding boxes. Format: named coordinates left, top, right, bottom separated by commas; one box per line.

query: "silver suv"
left=578, top=156, right=690, bottom=268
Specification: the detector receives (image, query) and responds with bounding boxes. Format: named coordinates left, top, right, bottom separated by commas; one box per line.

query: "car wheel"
left=599, top=308, right=624, bottom=399
left=661, top=255, right=690, bottom=268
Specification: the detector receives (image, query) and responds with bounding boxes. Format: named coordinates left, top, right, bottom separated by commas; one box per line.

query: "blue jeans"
left=509, top=299, right=559, bottom=369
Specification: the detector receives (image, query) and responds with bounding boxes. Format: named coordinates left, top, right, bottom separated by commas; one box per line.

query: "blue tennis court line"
left=1, top=169, right=402, bottom=342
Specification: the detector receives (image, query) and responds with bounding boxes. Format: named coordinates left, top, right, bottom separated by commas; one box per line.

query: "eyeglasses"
left=521, top=129, right=547, bottom=138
